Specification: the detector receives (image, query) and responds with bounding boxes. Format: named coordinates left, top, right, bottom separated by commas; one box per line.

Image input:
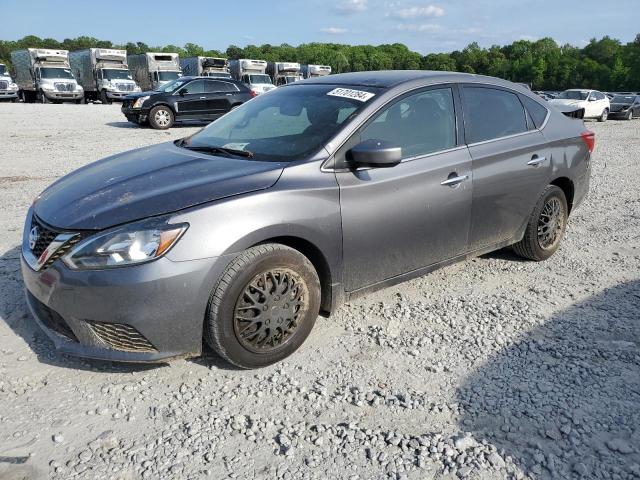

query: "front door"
left=461, top=85, right=552, bottom=250
left=174, top=79, right=207, bottom=116
left=336, top=86, right=473, bottom=292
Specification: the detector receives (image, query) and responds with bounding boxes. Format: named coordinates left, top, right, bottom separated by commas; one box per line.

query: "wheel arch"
left=550, top=177, right=575, bottom=214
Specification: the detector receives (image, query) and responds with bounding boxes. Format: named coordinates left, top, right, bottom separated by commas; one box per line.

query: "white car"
left=549, top=89, right=610, bottom=122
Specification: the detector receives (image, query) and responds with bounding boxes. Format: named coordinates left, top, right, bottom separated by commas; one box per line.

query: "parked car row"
left=3, top=47, right=332, bottom=105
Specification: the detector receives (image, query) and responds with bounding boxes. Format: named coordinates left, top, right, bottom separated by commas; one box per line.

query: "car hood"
left=34, top=142, right=285, bottom=230
left=123, top=91, right=158, bottom=100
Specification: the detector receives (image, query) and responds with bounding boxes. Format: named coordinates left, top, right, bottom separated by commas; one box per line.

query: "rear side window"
left=361, top=88, right=456, bottom=159
left=521, top=95, right=549, bottom=129
left=464, top=87, right=527, bottom=143
left=206, top=81, right=238, bottom=93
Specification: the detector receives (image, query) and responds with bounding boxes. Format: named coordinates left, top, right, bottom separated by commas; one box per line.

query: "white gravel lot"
left=0, top=103, right=639, bottom=480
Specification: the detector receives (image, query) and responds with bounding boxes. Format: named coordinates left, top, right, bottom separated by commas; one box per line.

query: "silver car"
left=21, top=71, right=593, bottom=368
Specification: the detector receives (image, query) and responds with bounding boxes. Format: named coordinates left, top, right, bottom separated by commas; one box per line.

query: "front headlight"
left=133, top=95, right=150, bottom=108
left=41, top=84, right=54, bottom=91
left=9, top=83, right=18, bottom=91
left=133, top=85, right=142, bottom=92
left=63, top=219, right=188, bottom=270
left=75, top=84, right=83, bottom=92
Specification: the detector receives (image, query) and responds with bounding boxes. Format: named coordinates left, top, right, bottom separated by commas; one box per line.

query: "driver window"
left=180, top=80, right=205, bottom=95
left=361, top=88, right=456, bottom=159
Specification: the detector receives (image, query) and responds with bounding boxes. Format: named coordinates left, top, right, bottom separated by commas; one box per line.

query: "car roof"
left=565, top=88, right=594, bottom=92
left=181, top=76, right=238, bottom=82
left=298, top=70, right=525, bottom=90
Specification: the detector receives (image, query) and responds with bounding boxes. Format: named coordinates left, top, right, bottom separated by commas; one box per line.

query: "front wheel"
left=204, top=244, right=321, bottom=369
left=626, top=109, right=633, bottom=120
left=512, top=185, right=568, bottom=261
left=100, top=90, right=112, bottom=105
left=149, top=105, right=174, bottom=129
left=598, top=108, right=608, bottom=122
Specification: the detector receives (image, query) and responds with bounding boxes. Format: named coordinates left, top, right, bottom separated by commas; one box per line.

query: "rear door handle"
left=225, top=93, right=233, bottom=96
left=527, top=155, right=547, bottom=167
left=199, top=96, right=206, bottom=99
left=441, top=174, right=469, bottom=187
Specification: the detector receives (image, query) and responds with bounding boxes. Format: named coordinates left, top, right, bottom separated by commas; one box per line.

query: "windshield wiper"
left=176, top=139, right=254, bottom=158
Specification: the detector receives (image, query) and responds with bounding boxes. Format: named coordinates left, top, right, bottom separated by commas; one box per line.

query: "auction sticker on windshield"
left=327, top=88, right=375, bottom=102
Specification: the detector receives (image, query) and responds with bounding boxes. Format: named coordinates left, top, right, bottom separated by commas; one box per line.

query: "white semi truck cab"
left=229, top=59, right=275, bottom=95
left=301, top=65, right=332, bottom=79
left=180, top=57, right=232, bottom=78
left=127, top=52, right=182, bottom=91
left=0, top=63, right=19, bottom=102
left=70, top=48, right=141, bottom=104
left=267, top=62, right=303, bottom=86
left=10, top=49, right=84, bottom=103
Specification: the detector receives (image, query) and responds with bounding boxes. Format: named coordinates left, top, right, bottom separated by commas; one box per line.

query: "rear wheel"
left=512, top=185, right=568, bottom=261
left=204, top=244, right=321, bottom=369
left=598, top=108, right=608, bottom=122
left=149, top=105, right=174, bottom=129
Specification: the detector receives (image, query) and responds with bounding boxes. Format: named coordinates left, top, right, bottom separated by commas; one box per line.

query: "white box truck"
left=266, top=62, right=303, bottom=86
left=229, top=59, right=275, bottom=95
left=10, top=49, right=84, bottom=103
left=0, top=63, right=19, bottom=102
left=69, top=48, right=141, bottom=104
left=301, top=64, right=332, bottom=79
left=127, top=52, right=182, bottom=91
left=180, top=56, right=231, bottom=78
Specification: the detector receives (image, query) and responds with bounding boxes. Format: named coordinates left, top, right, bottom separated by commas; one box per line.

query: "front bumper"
left=44, top=90, right=83, bottom=100
left=107, top=90, right=136, bottom=99
left=0, top=90, right=18, bottom=99
left=608, top=110, right=631, bottom=119
left=21, top=217, right=230, bottom=362
left=121, top=106, right=149, bottom=123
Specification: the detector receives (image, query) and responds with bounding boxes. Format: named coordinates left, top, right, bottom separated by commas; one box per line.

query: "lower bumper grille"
left=85, top=321, right=157, bottom=352
left=28, top=292, right=78, bottom=342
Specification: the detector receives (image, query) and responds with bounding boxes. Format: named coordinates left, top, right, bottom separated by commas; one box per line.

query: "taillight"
left=581, top=130, right=595, bottom=153
left=249, top=90, right=258, bottom=98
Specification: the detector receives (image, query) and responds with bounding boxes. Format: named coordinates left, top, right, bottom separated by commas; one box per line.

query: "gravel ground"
left=0, top=103, right=638, bottom=480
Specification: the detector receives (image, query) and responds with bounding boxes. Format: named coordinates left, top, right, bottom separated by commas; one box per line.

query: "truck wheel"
left=512, top=185, right=568, bottom=261
left=149, top=105, right=174, bottom=129
left=75, top=97, right=85, bottom=105
left=598, top=108, right=608, bottom=122
left=204, top=244, right=321, bottom=369
left=38, top=91, right=50, bottom=104
left=100, top=90, right=112, bottom=105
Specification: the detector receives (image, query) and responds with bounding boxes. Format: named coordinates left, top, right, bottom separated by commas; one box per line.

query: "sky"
left=1, top=0, right=638, bottom=54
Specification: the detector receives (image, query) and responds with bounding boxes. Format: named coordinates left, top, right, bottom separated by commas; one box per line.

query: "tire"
left=626, top=110, right=633, bottom=121
left=38, top=91, right=50, bottom=104
left=75, top=96, right=85, bottom=105
left=148, top=105, right=174, bottom=129
left=512, top=185, right=568, bottom=261
left=204, top=244, right=321, bottom=369
left=598, top=108, right=608, bottom=122
left=100, top=90, right=111, bottom=105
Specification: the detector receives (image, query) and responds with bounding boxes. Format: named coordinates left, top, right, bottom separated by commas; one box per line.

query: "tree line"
left=1, top=34, right=639, bottom=91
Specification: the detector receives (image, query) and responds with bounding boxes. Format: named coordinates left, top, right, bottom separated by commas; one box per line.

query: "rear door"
left=461, top=85, right=551, bottom=251
left=204, top=80, right=237, bottom=116
left=174, top=80, right=206, bottom=116
left=336, top=85, right=473, bottom=292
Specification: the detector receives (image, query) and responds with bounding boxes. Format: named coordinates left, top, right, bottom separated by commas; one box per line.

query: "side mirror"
left=179, top=89, right=186, bottom=96
left=588, top=97, right=596, bottom=102
left=348, top=139, right=402, bottom=168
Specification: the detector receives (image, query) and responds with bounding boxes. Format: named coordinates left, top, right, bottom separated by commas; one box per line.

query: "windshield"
left=103, top=69, right=133, bottom=80
left=612, top=95, right=636, bottom=103
left=40, top=67, right=74, bottom=79
left=157, top=71, right=181, bottom=82
left=284, top=76, right=300, bottom=84
left=0, top=65, right=6, bottom=75
left=182, top=84, right=379, bottom=162
left=154, top=78, right=188, bottom=92
left=248, top=74, right=272, bottom=85
left=557, top=90, right=588, bottom=100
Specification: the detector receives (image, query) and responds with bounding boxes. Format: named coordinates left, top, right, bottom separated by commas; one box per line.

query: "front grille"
left=29, top=215, right=85, bottom=269
left=610, top=105, right=625, bottom=113
left=0, top=80, right=8, bottom=90
left=85, top=321, right=157, bottom=352
left=54, top=83, right=73, bottom=92
left=116, top=83, right=134, bottom=92
left=28, top=292, right=78, bottom=342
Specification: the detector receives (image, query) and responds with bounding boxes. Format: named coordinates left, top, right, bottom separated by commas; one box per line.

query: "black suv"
left=122, top=76, right=255, bottom=129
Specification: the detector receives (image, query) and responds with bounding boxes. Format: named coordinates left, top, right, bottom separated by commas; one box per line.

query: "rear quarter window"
left=521, top=95, right=549, bottom=129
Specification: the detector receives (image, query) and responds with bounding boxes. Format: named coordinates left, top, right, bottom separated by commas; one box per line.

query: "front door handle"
left=441, top=174, right=469, bottom=187
left=199, top=96, right=206, bottom=99
left=527, top=155, right=547, bottom=167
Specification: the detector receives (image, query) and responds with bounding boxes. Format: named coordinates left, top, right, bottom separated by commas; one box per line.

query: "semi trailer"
left=266, top=62, right=302, bottom=86
left=69, top=48, right=140, bottom=104
left=10, top=49, right=84, bottom=103
left=127, top=52, right=182, bottom=91
left=229, top=59, right=275, bottom=95
left=0, top=63, right=19, bottom=102
left=180, top=56, right=231, bottom=78
left=301, top=64, right=332, bottom=79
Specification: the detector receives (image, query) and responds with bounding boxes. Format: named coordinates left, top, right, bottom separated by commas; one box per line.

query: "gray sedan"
left=21, top=71, right=593, bottom=368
